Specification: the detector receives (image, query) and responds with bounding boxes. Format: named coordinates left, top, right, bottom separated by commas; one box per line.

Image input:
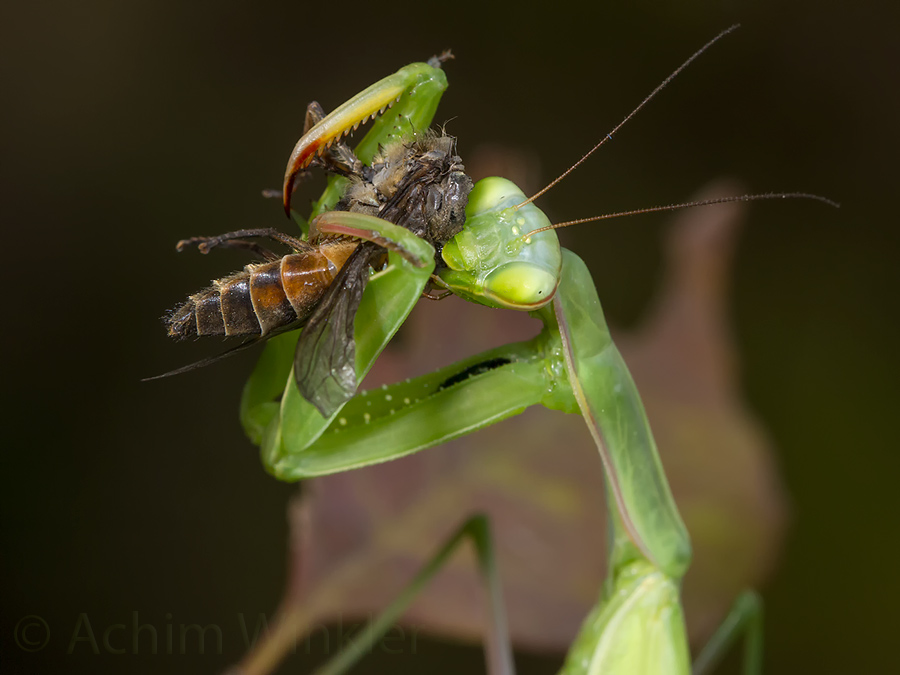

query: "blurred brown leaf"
left=235, top=180, right=788, bottom=675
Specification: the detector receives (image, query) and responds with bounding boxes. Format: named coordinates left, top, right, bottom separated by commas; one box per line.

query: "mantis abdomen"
left=166, top=238, right=358, bottom=338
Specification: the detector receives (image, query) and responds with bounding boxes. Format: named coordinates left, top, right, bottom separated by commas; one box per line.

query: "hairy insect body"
left=328, top=132, right=471, bottom=250
left=167, top=239, right=357, bottom=339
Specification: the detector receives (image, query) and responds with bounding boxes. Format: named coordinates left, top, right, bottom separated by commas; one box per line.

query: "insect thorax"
left=335, top=131, right=473, bottom=250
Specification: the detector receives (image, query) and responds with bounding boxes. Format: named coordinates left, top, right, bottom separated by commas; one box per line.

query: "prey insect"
left=156, top=59, right=472, bottom=415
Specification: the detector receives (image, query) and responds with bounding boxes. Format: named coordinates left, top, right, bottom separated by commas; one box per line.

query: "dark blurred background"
left=2, top=1, right=897, bottom=673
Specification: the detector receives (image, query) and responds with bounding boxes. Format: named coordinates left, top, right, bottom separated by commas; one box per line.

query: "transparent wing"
left=293, top=242, right=379, bottom=417
left=143, top=335, right=266, bottom=381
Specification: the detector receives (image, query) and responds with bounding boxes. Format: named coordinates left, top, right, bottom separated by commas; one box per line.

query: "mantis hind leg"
left=311, top=514, right=514, bottom=675
left=692, top=590, right=763, bottom=675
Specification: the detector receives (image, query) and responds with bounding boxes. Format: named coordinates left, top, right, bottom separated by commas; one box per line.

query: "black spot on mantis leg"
left=436, top=357, right=514, bottom=392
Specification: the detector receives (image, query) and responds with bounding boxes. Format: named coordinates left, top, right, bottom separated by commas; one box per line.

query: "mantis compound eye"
left=464, top=177, right=523, bottom=217
left=483, top=261, right=557, bottom=308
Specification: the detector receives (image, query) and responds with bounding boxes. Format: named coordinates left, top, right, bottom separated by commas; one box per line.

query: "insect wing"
left=143, top=336, right=266, bottom=381
left=292, top=242, right=377, bottom=417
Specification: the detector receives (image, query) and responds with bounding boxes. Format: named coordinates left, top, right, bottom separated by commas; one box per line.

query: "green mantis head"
left=438, top=177, right=563, bottom=310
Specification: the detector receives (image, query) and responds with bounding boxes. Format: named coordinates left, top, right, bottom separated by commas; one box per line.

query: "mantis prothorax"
left=237, top=26, right=835, bottom=675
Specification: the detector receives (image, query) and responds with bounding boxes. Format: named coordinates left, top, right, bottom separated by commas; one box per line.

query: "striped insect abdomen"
left=167, top=239, right=357, bottom=339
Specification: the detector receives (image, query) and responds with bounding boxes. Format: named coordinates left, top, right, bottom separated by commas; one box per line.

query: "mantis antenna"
left=521, top=192, right=840, bottom=239
left=515, top=23, right=740, bottom=210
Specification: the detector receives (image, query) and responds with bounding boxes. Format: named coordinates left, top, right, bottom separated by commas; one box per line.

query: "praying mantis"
left=202, top=26, right=836, bottom=675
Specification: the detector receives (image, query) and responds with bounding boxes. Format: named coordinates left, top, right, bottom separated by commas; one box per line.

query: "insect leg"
left=307, top=515, right=513, bottom=675
left=304, top=101, right=325, bottom=133
left=312, top=140, right=368, bottom=179
left=176, top=237, right=281, bottom=261
left=692, top=591, right=763, bottom=675
left=176, top=228, right=310, bottom=255
left=267, top=338, right=548, bottom=477
left=421, top=289, right=453, bottom=301
left=550, top=250, right=690, bottom=578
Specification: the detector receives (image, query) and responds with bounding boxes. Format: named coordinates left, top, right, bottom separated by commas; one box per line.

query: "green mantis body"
left=240, top=43, right=764, bottom=675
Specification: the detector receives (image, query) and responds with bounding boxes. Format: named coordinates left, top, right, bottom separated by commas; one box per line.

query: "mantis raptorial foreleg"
left=282, top=60, right=449, bottom=219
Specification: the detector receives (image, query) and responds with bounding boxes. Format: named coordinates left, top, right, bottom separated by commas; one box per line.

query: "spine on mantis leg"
left=285, top=62, right=450, bottom=219
left=550, top=249, right=692, bottom=579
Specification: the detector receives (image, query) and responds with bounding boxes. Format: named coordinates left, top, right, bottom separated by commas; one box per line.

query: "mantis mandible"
left=231, top=26, right=834, bottom=675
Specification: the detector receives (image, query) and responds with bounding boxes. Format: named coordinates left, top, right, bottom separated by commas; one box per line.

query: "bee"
left=157, top=116, right=473, bottom=416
